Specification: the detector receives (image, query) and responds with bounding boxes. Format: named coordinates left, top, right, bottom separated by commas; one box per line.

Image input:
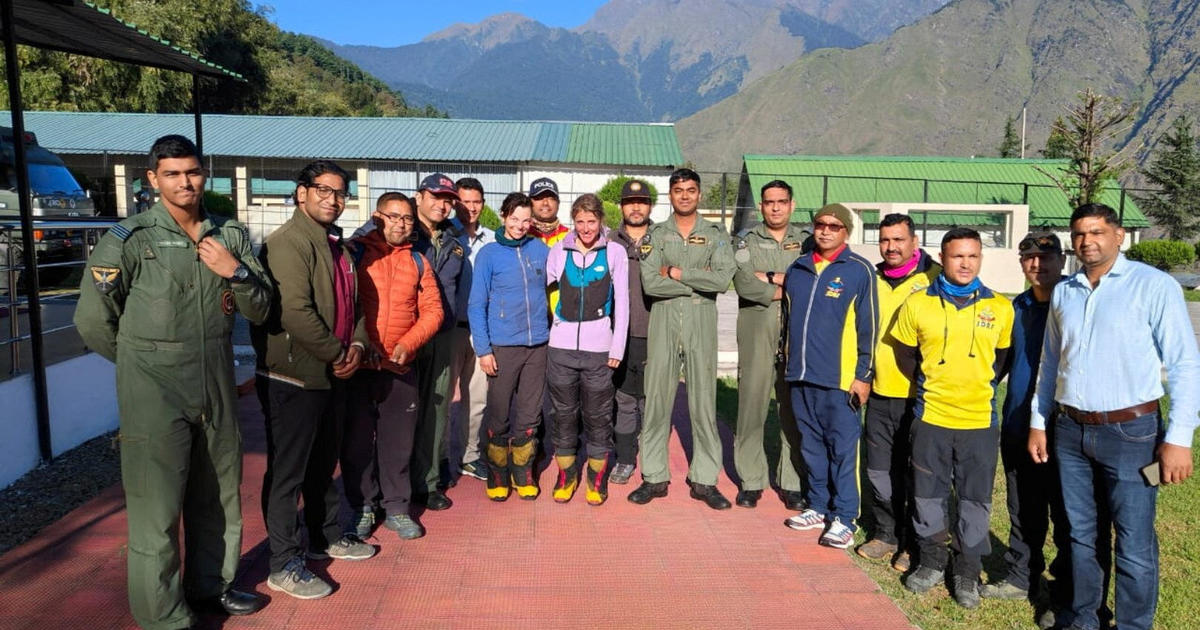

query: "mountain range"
left=320, top=0, right=951, bottom=122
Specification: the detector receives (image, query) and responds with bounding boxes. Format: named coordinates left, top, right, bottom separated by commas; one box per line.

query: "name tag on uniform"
left=156, top=240, right=190, bottom=248
left=783, top=241, right=802, bottom=250
left=687, top=235, right=708, bottom=245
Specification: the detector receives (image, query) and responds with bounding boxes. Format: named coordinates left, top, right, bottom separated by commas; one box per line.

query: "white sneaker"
left=819, top=518, right=855, bottom=549
left=784, top=508, right=827, bottom=531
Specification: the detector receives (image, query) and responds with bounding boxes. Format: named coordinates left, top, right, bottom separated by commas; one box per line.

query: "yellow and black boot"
left=584, top=457, right=609, bottom=506
left=485, top=437, right=510, bottom=502
left=552, top=455, right=580, bottom=503
left=509, top=434, right=539, bottom=500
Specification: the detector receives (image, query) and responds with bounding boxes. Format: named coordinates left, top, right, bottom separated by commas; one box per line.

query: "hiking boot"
left=784, top=509, right=826, bottom=531
left=485, top=438, right=510, bottom=501
left=584, top=457, right=609, bottom=505
left=819, top=518, right=855, bottom=549
left=310, top=534, right=376, bottom=561
left=904, top=565, right=943, bottom=594
left=383, top=514, right=424, bottom=540
left=461, top=458, right=488, bottom=481
left=553, top=455, right=580, bottom=503
left=509, top=435, right=539, bottom=500
left=980, top=578, right=1028, bottom=600
left=609, top=462, right=636, bottom=485
left=350, top=508, right=377, bottom=539
left=891, top=550, right=912, bottom=573
left=856, top=538, right=898, bottom=560
left=267, top=556, right=332, bottom=600
left=952, top=575, right=981, bottom=609
left=627, top=480, right=669, bottom=504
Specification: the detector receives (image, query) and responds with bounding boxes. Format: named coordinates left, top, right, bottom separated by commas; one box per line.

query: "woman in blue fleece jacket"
left=468, top=192, right=550, bottom=501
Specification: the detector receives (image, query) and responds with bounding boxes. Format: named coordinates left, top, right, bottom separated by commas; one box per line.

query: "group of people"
left=75, top=135, right=1197, bottom=630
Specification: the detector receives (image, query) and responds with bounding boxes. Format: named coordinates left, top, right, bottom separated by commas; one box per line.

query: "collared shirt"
left=1000, top=287, right=1053, bottom=436
left=1032, top=255, right=1200, bottom=447
left=452, top=218, right=495, bottom=323
left=872, top=250, right=940, bottom=398
left=892, top=283, right=1013, bottom=430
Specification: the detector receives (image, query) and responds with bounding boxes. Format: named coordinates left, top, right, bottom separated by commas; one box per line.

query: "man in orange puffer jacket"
left=341, top=191, right=443, bottom=542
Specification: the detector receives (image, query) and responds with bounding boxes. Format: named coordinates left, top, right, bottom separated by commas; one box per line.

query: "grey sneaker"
left=980, top=578, right=1028, bottom=600
left=609, top=463, right=636, bottom=485
left=309, top=534, right=376, bottom=561
left=351, top=509, right=376, bottom=539
left=904, top=565, right=943, bottom=593
left=460, top=459, right=488, bottom=481
left=952, top=575, right=981, bottom=609
left=383, top=514, right=425, bottom=540
left=267, top=556, right=332, bottom=600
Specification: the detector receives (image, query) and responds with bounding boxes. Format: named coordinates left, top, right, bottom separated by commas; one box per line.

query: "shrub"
left=1125, top=239, right=1195, bottom=270
left=597, top=176, right=658, bottom=207
left=479, top=205, right=501, bottom=231
left=203, top=191, right=237, bottom=218
left=601, top=201, right=622, bottom=231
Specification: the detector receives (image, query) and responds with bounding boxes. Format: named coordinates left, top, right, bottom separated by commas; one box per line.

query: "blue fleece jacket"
left=468, top=236, right=550, bottom=356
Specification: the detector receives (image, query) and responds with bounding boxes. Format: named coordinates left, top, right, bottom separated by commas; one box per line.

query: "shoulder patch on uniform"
left=735, top=237, right=748, bottom=250
left=221, top=289, right=235, bottom=315
left=91, top=266, right=120, bottom=294
left=452, top=243, right=465, bottom=258
left=109, top=224, right=132, bottom=241
left=638, top=234, right=653, bottom=259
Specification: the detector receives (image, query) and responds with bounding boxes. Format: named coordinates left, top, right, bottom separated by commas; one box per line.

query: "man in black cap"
left=406, top=173, right=465, bottom=512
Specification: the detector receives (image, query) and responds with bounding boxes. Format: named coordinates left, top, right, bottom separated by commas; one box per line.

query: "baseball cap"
left=528, top=177, right=559, bottom=199
left=620, top=179, right=653, bottom=202
left=1018, top=231, right=1061, bottom=255
left=813, top=203, right=855, bottom=236
left=419, top=173, right=459, bottom=198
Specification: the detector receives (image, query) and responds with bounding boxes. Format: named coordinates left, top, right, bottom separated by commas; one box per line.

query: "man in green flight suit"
left=731, top=179, right=810, bottom=510
left=74, top=135, right=272, bottom=630
left=629, top=168, right=737, bottom=510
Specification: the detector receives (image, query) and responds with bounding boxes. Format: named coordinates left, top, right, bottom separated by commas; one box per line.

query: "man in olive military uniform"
left=629, top=168, right=737, bottom=510
left=731, top=180, right=810, bottom=510
left=75, top=135, right=272, bottom=630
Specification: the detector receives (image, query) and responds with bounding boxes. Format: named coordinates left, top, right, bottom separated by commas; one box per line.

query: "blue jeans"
left=1054, top=410, right=1160, bottom=630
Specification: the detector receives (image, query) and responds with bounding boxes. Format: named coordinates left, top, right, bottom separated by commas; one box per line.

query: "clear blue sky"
left=261, top=0, right=608, bottom=47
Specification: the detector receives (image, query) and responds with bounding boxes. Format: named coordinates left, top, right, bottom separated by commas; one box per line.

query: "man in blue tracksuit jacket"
left=781, top=203, right=878, bottom=549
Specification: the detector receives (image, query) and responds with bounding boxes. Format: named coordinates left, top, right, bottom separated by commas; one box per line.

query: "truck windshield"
left=27, top=163, right=84, bottom=196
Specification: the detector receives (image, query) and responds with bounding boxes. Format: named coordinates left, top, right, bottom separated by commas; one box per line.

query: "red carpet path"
left=0, top=387, right=914, bottom=629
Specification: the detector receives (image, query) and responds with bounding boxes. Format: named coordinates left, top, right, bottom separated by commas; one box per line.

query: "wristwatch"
left=766, top=271, right=777, bottom=285
left=230, top=262, right=250, bottom=283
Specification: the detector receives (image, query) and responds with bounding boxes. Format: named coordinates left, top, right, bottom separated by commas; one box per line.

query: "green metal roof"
left=743, top=155, right=1148, bottom=228
left=0, top=111, right=681, bottom=167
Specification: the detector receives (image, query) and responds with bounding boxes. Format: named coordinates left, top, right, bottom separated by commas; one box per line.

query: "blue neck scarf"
left=936, top=273, right=981, bottom=298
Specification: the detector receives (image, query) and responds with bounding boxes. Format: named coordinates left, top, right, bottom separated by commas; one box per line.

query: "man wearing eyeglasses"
left=780, top=203, right=877, bottom=550
left=254, top=160, right=376, bottom=600
left=891, top=228, right=1013, bottom=609
left=409, top=173, right=466, bottom=511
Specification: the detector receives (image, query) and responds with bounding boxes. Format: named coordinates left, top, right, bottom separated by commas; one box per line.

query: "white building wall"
left=520, top=164, right=674, bottom=224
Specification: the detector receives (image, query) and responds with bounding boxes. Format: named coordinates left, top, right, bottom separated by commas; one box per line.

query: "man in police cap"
left=731, top=179, right=809, bottom=509
left=76, top=134, right=272, bottom=629
left=629, top=167, right=737, bottom=510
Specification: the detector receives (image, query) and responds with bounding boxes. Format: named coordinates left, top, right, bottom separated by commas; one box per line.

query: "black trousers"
left=342, top=368, right=420, bottom=517
left=910, top=421, right=999, bottom=578
left=863, top=393, right=916, bottom=550
left=547, top=348, right=614, bottom=458
left=485, top=344, right=547, bottom=440
left=612, top=336, right=647, bottom=465
left=258, top=378, right=345, bottom=573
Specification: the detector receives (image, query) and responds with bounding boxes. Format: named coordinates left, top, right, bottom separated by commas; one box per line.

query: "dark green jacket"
left=252, top=208, right=368, bottom=390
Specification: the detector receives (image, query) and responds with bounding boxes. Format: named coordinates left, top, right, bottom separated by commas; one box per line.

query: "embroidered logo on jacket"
left=825, top=277, right=845, bottom=299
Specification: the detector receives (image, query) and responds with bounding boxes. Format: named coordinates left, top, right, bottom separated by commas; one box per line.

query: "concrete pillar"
left=235, top=165, right=248, bottom=218
left=113, top=163, right=128, bottom=218
left=356, top=166, right=370, bottom=223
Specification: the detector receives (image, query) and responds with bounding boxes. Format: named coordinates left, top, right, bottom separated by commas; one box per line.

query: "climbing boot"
left=509, top=435, right=539, bottom=500
left=485, top=437, right=510, bottom=502
left=584, top=457, right=609, bottom=506
left=552, top=455, right=580, bottom=503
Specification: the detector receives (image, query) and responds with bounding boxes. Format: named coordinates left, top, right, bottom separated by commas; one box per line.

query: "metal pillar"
left=2, top=0, right=53, bottom=462
left=192, top=73, right=203, bottom=155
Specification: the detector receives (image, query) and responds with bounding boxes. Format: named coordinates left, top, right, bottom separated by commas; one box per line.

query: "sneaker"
left=904, top=565, right=943, bottom=593
left=819, top=518, right=855, bottom=549
left=891, top=550, right=912, bottom=573
left=310, top=534, right=376, bottom=561
left=979, top=578, right=1028, bottom=600
left=784, top=509, right=827, bottom=531
left=952, top=575, right=981, bottom=609
left=609, top=462, right=636, bottom=485
left=460, top=459, right=488, bottom=481
left=856, top=538, right=898, bottom=560
left=267, top=556, right=332, bottom=600
left=383, top=514, right=425, bottom=540
left=350, top=509, right=376, bottom=539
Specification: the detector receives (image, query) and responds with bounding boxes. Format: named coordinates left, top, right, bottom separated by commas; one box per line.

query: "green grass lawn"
left=714, top=377, right=1200, bottom=630
left=1182, top=288, right=1200, bottom=302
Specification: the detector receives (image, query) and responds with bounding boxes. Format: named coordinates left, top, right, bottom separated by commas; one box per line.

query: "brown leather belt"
left=1061, top=401, right=1158, bottom=425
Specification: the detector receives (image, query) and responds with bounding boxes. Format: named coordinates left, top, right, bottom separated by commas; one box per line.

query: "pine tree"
left=1034, top=89, right=1139, bottom=208
left=1041, top=116, right=1073, bottom=159
left=998, top=116, right=1021, bottom=158
left=1136, top=116, right=1200, bottom=240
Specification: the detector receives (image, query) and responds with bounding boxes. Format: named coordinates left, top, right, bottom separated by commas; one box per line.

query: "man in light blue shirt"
left=447, top=177, right=496, bottom=482
left=1029, top=203, right=1200, bottom=630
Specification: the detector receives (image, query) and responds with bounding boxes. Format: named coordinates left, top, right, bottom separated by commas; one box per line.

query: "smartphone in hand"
left=847, top=391, right=862, bottom=412
left=1140, top=461, right=1161, bottom=487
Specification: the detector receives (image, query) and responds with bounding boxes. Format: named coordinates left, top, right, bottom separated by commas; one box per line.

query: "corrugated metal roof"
left=743, top=155, right=1148, bottom=228
left=0, top=111, right=682, bottom=167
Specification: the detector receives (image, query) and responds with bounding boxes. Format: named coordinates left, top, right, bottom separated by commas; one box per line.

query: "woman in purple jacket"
left=545, top=193, right=630, bottom=505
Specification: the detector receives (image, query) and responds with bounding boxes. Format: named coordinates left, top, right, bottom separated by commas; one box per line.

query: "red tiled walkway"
left=0, top=389, right=913, bottom=629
